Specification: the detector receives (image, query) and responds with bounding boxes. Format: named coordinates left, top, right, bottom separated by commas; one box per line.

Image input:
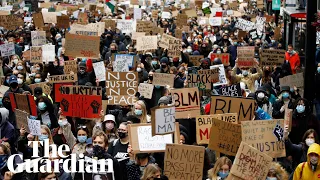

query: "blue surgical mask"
left=282, top=92, right=289, bottom=99
left=266, top=177, right=277, bottom=180
left=39, top=134, right=48, bottom=141
left=218, top=171, right=229, bottom=179
left=155, top=85, right=161, bottom=89
left=6, top=79, right=9, bottom=84
left=317, top=67, right=320, bottom=73
left=152, top=60, right=158, bottom=65
left=0, top=155, right=8, bottom=169
left=38, top=102, right=47, bottom=111
left=30, top=73, right=36, bottom=77
left=0, top=98, right=2, bottom=106
left=17, top=66, right=23, bottom=70
left=233, top=42, right=237, bottom=46
left=58, top=120, right=67, bottom=127
left=242, top=70, right=248, bottom=76
left=135, top=109, right=143, bottom=116
left=296, top=105, right=305, bottom=113
left=34, top=78, right=41, bottom=83
left=271, top=40, right=275, bottom=43
left=77, top=135, right=88, bottom=143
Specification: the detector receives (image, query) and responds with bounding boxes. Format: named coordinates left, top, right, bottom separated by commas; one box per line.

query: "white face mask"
left=13, top=59, right=18, bottom=64
left=306, top=138, right=315, bottom=146
left=136, top=67, right=142, bottom=72
left=17, top=78, right=23, bottom=85
left=257, top=92, right=265, bottom=99
left=266, top=177, right=277, bottom=180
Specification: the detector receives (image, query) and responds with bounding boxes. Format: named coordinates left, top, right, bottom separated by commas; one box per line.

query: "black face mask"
left=148, top=76, right=153, bottom=81
left=111, top=50, right=117, bottom=53
left=3, top=101, right=11, bottom=111
left=136, top=153, right=149, bottom=159
left=161, top=64, right=167, bottom=69
left=118, top=132, right=128, bottom=139
left=10, top=83, right=18, bottom=89
left=107, top=36, right=112, bottom=40
left=93, top=145, right=106, bottom=159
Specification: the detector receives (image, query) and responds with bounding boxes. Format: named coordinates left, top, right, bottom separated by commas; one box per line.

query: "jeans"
left=314, top=98, right=320, bottom=121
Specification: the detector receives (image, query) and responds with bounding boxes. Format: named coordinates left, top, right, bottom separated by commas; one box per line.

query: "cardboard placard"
left=219, top=83, right=242, bottom=97
left=42, top=12, right=57, bottom=23
left=113, top=54, right=134, bottom=72
left=138, top=83, right=154, bottom=99
left=42, top=45, right=55, bottom=63
left=152, top=73, right=175, bottom=88
left=209, top=53, right=230, bottom=66
left=63, top=60, right=78, bottom=74
left=60, top=94, right=102, bottom=118
left=15, top=109, right=30, bottom=132
left=249, top=29, right=259, bottom=40
left=151, top=106, right=175, bottom=136
left=93, top=61, right=106, bottom=82
left=78, top=12, right=88, bottom=25
left=30, top=46, right=42, bottom=63
left=208, top=118, right=242, bottom=156
left=284, top=108, right=292, bottom=132
left=210, top=64, right=228, bottom=86
left=128, top=123, right=176, bottom=153
left=136, top=36, right=158, bottom=51
left=65, top=33, right=100, bottom=58
left=261, top=49, right=285, bottom=67
left=164, top=144, right=205, bottom=180
left=241, top=119, right=286, bottom=158
left=196, top=113, right=238, bottom=145
left=279, top=72, right=304, bottom=88
left=184, top=9, right=197, bottom=17
left=171, top=87, right=200, bottom=119
left=23, top=50, right=31, bottom=61
left=175, top=28, right=182, bottom=39
left=230, top=141, right=272, bottom=180
left=28, top=118, right=41, bottom=136
left=105, top=71, right=138, bottom=105
left=48, top=74, right=78, bottom=83
left=59, top=85, right=102, bottom=96
left=0, top=43, right=15, bottom=57
left=167, top=37, right=182, bottom=58
left=9, top=93, right=37, bottom=116
left=57, top=15, right=70, bottom=29
left=131, top=32, right=146, bottom=40
left=237, top=46, right=255, bottom=67
left=274, top=27, right=281, bottom=40
left=238, top=30, right=247, bottom=40
left=199, top=68, right=220, bottom=84
left=189, top=55, right=204, bottom=66
left=0, top=85, right=9, bottom=95
left=116, top=20, right=133, bottom=34
left=235, top=18, right=256, bottom=32
left=103, top=19, right=116, bottom=30
left=29, top=82, right=51, bottom=96
left=0, top=15, right=24, bottom=30
left=210, top=96, right=255, bottom=122
left=177, top=14, right=188, bottom=27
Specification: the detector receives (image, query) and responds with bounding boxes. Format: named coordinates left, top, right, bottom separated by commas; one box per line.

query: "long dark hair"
left=302, top=129, right=319, bottom=144
left=36, top=96, right=55, bottom=115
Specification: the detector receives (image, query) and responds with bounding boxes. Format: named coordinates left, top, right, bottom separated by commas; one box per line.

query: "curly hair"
left=268, top=162, right=289, bottom=180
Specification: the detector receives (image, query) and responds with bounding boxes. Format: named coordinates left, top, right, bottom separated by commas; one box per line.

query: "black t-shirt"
left=107, top=139, right=129, bottom=180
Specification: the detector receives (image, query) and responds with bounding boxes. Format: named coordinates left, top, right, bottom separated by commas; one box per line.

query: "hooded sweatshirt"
left=0, top=108, right=15, bottom=152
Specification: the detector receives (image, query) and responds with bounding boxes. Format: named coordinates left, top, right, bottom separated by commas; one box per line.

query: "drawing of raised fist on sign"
left=61, top=99, right=70, bottom=112
left=273, top=124, right=284, bottom=141
left=91, top=100, right=100, bottom=114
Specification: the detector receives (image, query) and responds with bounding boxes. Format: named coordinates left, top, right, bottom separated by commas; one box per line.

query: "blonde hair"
left=35, top=125, right=54, bottom=144
left=268, top=162, right=289, bottom=180
left=208, top=156, right=232, bottom=179
left=141, top=164, right=161, bottom=180
left=134, top=100, right=148, bottom=123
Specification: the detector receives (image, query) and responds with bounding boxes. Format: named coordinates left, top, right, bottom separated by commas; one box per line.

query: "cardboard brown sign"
left=237, top=46, right=255, bottom=67
left=64, top=60, right=78, bottom=74
left=48, top=74, right=78, bottom=83
left=57, top=15, right=70, bottom=29
left=152, top=73, right=175, bottom=88
left=29, top=82, right=51, bottom=96
left=23, top=50, right=31, bottom=61
left=65, top=33, right=100, bottom=58
left=284, top=108, right=293, bottom=132
left=15, top=109, right=30, bottom=132
left=103, top=19, right=116, bottom=30
left=210, top=53, right=230, bottom=66
left=152, top=10, right=158, bottom=19
left=138, top=83, right=154, bottom=99
left=175, top=28, right=182, bottom=39
left=176, top=14, right=188, bottom=27
left=136, top=36, right=158, bottom=51
left=189, top=55, right=204, bottom=66
left=0, top=15, right=24, bottom=30
left=279, top=72, right=304, bottom=88
left=261, top=49, right=285, bottom=67
left=78, top=12, right=88, bottom=25
left=30, top=46, right=42, bottom=63
left=136, top=20, right=154, bottom=33
left=32, top=13, right=44, bottom=28
left=171, top=87, right=200, bottom=119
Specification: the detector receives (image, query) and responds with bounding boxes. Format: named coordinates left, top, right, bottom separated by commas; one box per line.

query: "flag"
left=106, top=0, right=115, bottom=13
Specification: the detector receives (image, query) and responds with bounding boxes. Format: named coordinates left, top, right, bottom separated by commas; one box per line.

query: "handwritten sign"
left=57, top=15, right=70, bottom=28
left=196, top=113, right=238, bottom=145
left=42, top=45, right=55, bottom=63
left=32, top=13, right=44, bottom=28
left=164, top=144, right=205, bottom=180
left=176, top=14, right=188, bottom=27
left=230, top=141, right=272, bottom=180
left=210, top=64, right=227, bottom=86
left=261, top=49, right=285, bottom=66
left=29, top=82, right=51, bottom=96
left=0, top=43, right=15, bottom=57
left=117, top=20, right=133, bottom=34
left=237, top=46, right=255, bottom=67
left=78, top=12, right=88, bottom=24
left=189, top=55, right=203, bottom=66
left=208, top=118, right=242, bottom=156
left=209, top=53, right=230, bottom=66
left=64, top=60, right=78, bottom=74
left=138, top=83, right=154, bottom=99
left=65, top=33, right=100, bottom=58
left=42, top=12, right=57, bottom=23
left=136, top=20, right=154, bottom=33
left=171, top=87, right=200, bottom=119
left=93, top=61, right=106, bottom=82
left=235, top=18, right=256, bottom=32
left=284, top=108, right=292, bottom=132
left=219, top=83, right=242, bottom=97
left=103, top=19, right=116, bottom=30
left=48, top=74, right=78, bottom=83
left=16, top=109, right=30, bottom=132
left=0, top=15, right=24, bottom=30
left=211, top=96, right=255, bottom=122
left=113, top=54, right=134, bottom=72
left=59, top=86, right=102, bottom=96
left=152, top=73, right=175, bottom=88
left=28, top=118, right=41, bottom=136
left=241, top=119, right=286, bottom=158
left=136, top=36, right=158, bottom=51
left=151, top=106, right=175, bottom=136
left=30, top=46, right=42, bottom=63
left=279, top=72, right=304, bottom=88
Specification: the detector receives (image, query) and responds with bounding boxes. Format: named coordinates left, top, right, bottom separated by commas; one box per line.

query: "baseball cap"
left=8, top=75, right=18, bottom=85
left=34, top=87, right=43, bottom=96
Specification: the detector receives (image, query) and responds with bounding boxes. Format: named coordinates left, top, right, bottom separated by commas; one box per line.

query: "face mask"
left=118, top=131, right=128, bottom=139
left=217, top=51, right=221, bottom=54
left=187, top=49, right=192, bottom=53
left=135, top=109, right=143, bottom=116
left=296, top=105, right=305, bottom=113
left=282, top=92, right=289, bottom=99
left=266, top=177, right=277, bottom=180
left=6, top=80, right=9, bottom=84
left=218, top=171, right=229, bottom=179
left=152, top=61, right=158, bottom=65
left=0, top=155, right=8, bottom=168
left=105, top=122, right=114, bottom=130
left=155, top=85, right=161, bottom=89
left=187, top=38, right=192, bottom=42
left=34, top=78, right=41, bottom=83
left=148, top=76, right=153, bottom=81
left=77, top=135, right=87, bottom=143
left=10, top=83, right=18, bottom=89
left=38, top=102, right=47, bottom=111
left=17, top=66, right=23, bottom=70
left=17, top=78, right=23, bottom=85
left=306, top=138, right=315, bottom=146
left=310, top=156, right=319, bottom=165
left=79, top=69, right=86, bottom=74
left=161, top=64, right=167, bottom=69
left=271, top=40, right=275, bottom=43
left=242, top=70, right=248, bottom=76
left=136, top=67, right=142, bottom=72
left=317, top=67, right=320, bottom=73
left=13, top=59, right=18, bottom=64
left=0, top=98, right=2, bottom=106
left=58, top=120, right=67, bottom=127
left=39, top=134, right=49, bottom=141
left=30, top=73, right=36, bottom=77
left=36, top=67, right=40, bottom=71
left=257, top=92, right=265, bottom=99
left=233, top=42, right=238, bottom=46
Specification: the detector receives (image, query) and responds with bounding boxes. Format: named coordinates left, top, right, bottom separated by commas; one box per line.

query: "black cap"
left=34, top=87, right=43, bottom=96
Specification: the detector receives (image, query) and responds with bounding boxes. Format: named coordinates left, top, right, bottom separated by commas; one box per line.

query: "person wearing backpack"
left=293, top=143, right=320, bottom=180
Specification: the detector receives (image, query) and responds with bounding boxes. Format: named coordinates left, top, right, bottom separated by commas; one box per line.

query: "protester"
left=207, top=156, right=232, bottom=180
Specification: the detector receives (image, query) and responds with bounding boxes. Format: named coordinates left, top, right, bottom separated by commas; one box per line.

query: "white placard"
left=113, top=54, right=134, bottom=72
left=42, top=45, right=55, bottom=63
left=137, top=125, right=173, bottom=151
left=138, top=83, right=154, bottom=99
left=155, top=107, right=175, bottom=135
left=161, top=12, right=171, bottom=19
left=24, top=17, right=32, bottom=22
left=116, top=20, right=133, bottom=34
left=235, top=18, right=256, bottom=32
left=210, top=64, right=228, bottom=86
left=209, top=17, right=222, bottom=26
left=31, top=31, right=46, bottom=46
left=134, top=8, right=142, bottom=20
left=28, top=118, right=41, bottom=136
left=0, top=43, right=15, bottom=57
left=93, top=61, right=106, bottom=82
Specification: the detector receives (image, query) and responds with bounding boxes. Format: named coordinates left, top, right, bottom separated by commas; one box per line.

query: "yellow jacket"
left=293, top=143, right=320, bottom=180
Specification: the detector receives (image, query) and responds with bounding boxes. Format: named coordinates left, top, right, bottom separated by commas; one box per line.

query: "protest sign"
left=60, top=94, right=102, bottom=118
left=113, top=54, right=134, bottom=72
left=219, top=83, right=242, bottom=97
left=54, top=83, right=73, bottom=102
left=30, top=46, right=42, bottom=63
left=15, top=109, right=30, bottom=132
left=78, top=12, right=88, bottom=24
left=284, top=108, right=293, bottom=132
left=59, top=86, right=102, bottom=96
left=93, top=61, right=106, bottom=82
left=152, top=73, right=175, bottom=88
left=175, top=28, right=182, bottom=39
left=237, top=46, right=255, bottom=67
left=42, top=12, right=57, bottom=23
left=128, top=124, right=174, bottom=153
left=210, top=64, right=227, bottom=86
left=196, top=113, right=238, bottom=145
left=105, top=72, right=138, bottom=105
left=188, top=69, right=218, bottom=89
left=261, top=49, right=285, bottom=66
left=279, top=72, right=304, bottom=88
left=49, top=74, right=78, bottom=83
left=168, top=38, right=182, bottom=57
left=159, top=33, right=172, bottom=49
left=136, top=21, right=154, bottom=33
left=32, top=13, right=44, bottom=28
left=241, top=119, right=286, bottom=158
left=176, top=14, right=188, bottom=27
left=199, top=68, right=220, bottom=84
left=65, top=33, right=100, bottom=58
left=209, top=17, right=222, bottom=26
left=0, top=85, right=9, bottom=95
left=230, top=141, right=272, bottom=180
left=134, top=8, right=142, bottom=19
left=171, top=87, right=200, bottom=119
left=42, top=45, right=55, bottom=63
left=9, top=93, right=37, bottom=116
left=136, top=36, right=158, bottom=51
left=238, top=30, right=247, bottom=40
left=138, top=83, right=154, bottom=99
left=161, top=12, right=171, bottom=19
left=117, top=20, right=133, bottom=34
left=151, top=106, right=175, bottom=136
left=103, top=19, right=116, bottom=30
left=164, top=144, right=205, bottom=180
left=0, top=15, right=24, bottom=30
left=235, top=18, right=256, bottom=32
left=24, top=17, right=32, bottom=22
left=189, top=55, right=203, bottom=66
left=185, top=9, right=197, bottom=17
left=57, top=15, right=70, bottom=28
left=208, top=118, right=242, bottom=156
left=28, top=118, right=41, bottom=136
left=29, top=82, right=51, bottom=96
left=249, top=29, right=259, bottom=40
left=131, top=32, right=146, bottom=40
left=64, top=60, right=78, bottom=74
left=23, top=50, right=31, bottom=61
left=211, top=96, right=255, bottom=122
left=0, top=43, right=15, bottom=57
